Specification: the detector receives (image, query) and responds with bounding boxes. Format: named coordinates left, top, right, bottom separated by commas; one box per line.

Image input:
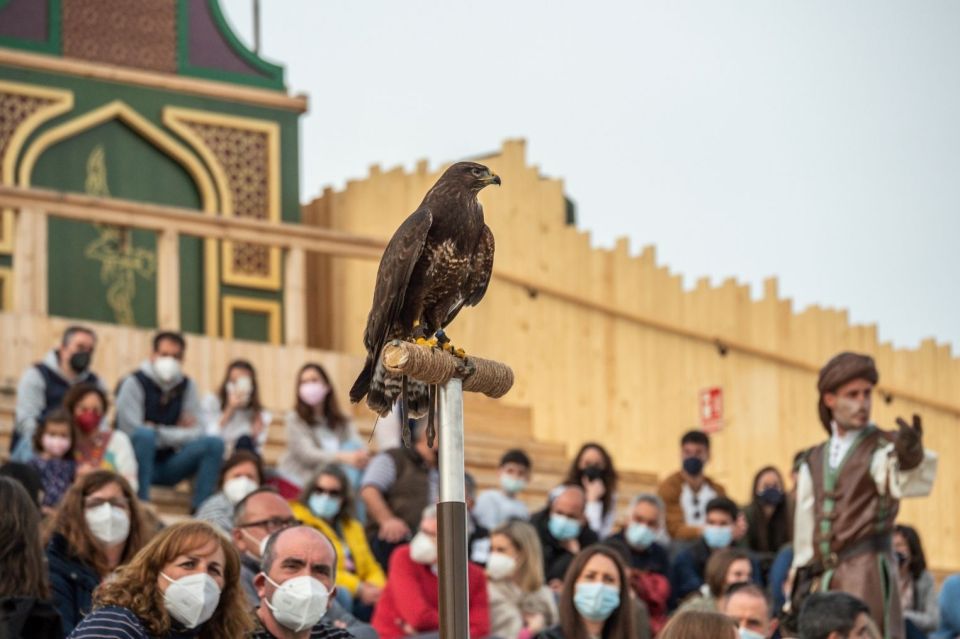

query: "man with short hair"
left=250, top=525, right=355, bottom=639
left=531, top=483, right=599, bottom=588
left=798, top=592, right=873, bottom=639
left=605, top=493, right=671, bottom=634
left=360, top=419, right=438, bottom=568
left=791, top=353, right=937, bottom=639
left=474, top=448, right=532, bottom=530
left=371, top=504, right=490, bottom=639
left=116, top=330, right=223, bottom=508
left=670, top=496, right=760, bottom=607
left=657, top=430, right=728, bottom=541
left=723, top=582, right=779, bottom=639
left=12, top=325, right=101, bottom=460
left=233, top=490, right=377, bottom=639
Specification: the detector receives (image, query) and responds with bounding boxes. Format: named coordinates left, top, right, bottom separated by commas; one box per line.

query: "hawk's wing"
left=363, top=207, right=433, bottom=354
left=441, top=223, right=495, bottom=328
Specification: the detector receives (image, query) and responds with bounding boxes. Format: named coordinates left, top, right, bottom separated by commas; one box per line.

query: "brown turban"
left=816, top=352, right=879, bottom=432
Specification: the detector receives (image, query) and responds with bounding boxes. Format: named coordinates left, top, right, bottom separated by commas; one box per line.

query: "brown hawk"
left=349, top=162, right=499, bottom=443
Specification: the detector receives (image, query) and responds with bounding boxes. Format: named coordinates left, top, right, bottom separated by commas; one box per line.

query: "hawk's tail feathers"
left=366, top=358, right=430, bottom=420
left=349, top=355, right=375, bottom=404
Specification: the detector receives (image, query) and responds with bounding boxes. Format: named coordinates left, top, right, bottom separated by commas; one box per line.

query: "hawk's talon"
left=414, top=336, right=438, bottom=348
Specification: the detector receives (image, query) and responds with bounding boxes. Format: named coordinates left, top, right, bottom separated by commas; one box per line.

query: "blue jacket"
left=668, top=539, right=763, bottom=609
left=46, top=533, right=101, bottom=636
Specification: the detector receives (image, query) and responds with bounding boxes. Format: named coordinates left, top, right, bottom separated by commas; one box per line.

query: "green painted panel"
left=232, top=308, right=268, bottom=342
left=179, top=235, right=203, bottom=333
left=47, top=218, right=158, bottom=327
left=0, top=254, right=10, bottom=267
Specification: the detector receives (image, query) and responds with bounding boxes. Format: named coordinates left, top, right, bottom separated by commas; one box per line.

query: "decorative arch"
left=17, top=100, right=221, bottom=335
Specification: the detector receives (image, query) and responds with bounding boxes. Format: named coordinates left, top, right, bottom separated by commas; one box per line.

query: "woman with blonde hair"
left=658, top=610, right=737, bottom=639
left=487, top=520, right=559, bottom=638
left=45, top=470, right=148, bottom=635
left=69, top=520, right=252, bottom=639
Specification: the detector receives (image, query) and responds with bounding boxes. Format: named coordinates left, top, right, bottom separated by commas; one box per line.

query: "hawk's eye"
left=471, top=168, right=482, bottom=176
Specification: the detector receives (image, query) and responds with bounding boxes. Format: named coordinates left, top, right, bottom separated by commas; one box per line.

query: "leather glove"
left=894, top=414, right=924, bottom=471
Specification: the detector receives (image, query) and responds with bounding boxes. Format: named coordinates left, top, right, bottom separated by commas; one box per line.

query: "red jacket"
left=372, top=544, right=490, bottom=639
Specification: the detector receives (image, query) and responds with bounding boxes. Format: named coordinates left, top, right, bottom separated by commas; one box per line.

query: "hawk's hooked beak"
left=484, top=173, right=502, bottom=186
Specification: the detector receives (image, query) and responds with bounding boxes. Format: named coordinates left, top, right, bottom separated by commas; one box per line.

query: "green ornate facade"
left=0, top=0, right=304, bottom=343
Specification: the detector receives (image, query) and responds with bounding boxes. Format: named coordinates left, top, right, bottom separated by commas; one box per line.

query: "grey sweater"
left=115, top=360, right=202, bottom=449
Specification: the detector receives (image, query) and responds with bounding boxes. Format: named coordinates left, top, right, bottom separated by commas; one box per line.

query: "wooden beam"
left=0, top=48, right=309, bottom=113
left=11, top=206, right=46, bottom=315
left=157, top=228, right=180, bottom=330
left=283, top=246, right=306, bottom=347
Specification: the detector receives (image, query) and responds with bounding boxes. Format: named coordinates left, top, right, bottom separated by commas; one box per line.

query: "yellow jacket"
left=290, top=501, right=386, bottom=595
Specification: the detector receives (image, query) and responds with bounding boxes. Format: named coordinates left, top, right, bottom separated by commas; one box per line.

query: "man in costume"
left=791, top=352, right=937, bottom=639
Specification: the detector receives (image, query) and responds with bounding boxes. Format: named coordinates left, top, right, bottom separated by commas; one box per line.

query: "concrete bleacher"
left=0, top=379, right=658, bottom=527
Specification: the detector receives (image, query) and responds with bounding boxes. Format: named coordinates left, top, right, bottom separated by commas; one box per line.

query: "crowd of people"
left=0, top=326, right=956, bottom=639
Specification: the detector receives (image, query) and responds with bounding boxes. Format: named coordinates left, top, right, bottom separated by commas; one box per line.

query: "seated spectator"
left=535, top=544, right=635, bottom=639
left=658, top=610, right=737, bottom=639
left=0, top=461, right=43, bottom=509
left=564, top=443, right=619, bottom=538
left=231, top=490, right=377, bottom=639
left=12, top=325, right=101, bottom=461
left=678, top=547, right=753, bottom=612
left=465, top=472, right=492, bottom=565
left=487, top=520, right=558, bottom=639
left=798, top=592, right=872, bottom=639
left=743, top=466, right=792, bottom=577
left=278, top=363, right=369, bottom=491
left=604, top=494, right=670, bottom=634
left=894, top=524, right=939, bottom=637
left=722, top=582, right=779, bottom=639
left=934, top=574, right=960, bottom=639
left=66, top=384, right=139, bottom=491
left=360, top=419, right=438, bottom=568
left=250, top=525, right=355, bottom=639
left=670, top=496, right=756, bottom=606
left=45, top=470, right=147, bottom=635
left=531, top=484, right=599, bottom=589
left=202, top=359, right=270, bottom=456
left=475, top=448, right=532, bottom=530
left=195, top=451, right=264, bottom=532
left=372, top=504, right=490, bottom=639
left=69, top=520, right=253, bottom=638
left=116, top=331, right=224, bottom=510
left=657, top=430, right=727, bottom=542
left=0, top=477, right=63, bottom=639
left=27, top=408, right=76, bottom=514
left=291, top=465, right=385, bottom=620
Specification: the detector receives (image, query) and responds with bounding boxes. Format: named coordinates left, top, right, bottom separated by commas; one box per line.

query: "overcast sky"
left=222, top=1, right=960, bottom=351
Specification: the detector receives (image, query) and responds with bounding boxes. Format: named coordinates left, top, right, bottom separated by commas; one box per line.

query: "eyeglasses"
left=312, top=488, right=342, bottom=498
left=239, top=517, right=297, bottom=533
left=85, top=497, right=129, bottom=510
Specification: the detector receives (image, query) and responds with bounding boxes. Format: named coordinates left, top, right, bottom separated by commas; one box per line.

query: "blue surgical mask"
left=308, top=493, right=342, bottom=520
left=500, top=474, right=527, bottom=494
left=738, top=628, right=766, bottom=639
left=703, top=524, right=733, bottom=549
left=574, top=582, right=620, bottom=621
left=625, top=523, right=657, bottom=550
left=548, top=514, right=582, bottom=541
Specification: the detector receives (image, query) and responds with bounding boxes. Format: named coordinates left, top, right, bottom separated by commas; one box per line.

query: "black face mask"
left=682, top=457, right=704, bottom=476
left=582, top=464, right=605, bottom=481
left=69, top=351, right=92, bottom=373
left=758, top=487, right=785, bottom=506
left=896, top=551, right=908, bottom=566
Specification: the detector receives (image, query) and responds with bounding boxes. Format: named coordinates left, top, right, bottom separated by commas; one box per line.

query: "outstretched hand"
left=895, top=414, right=922, bottom=437
left=894, top=413, right=924, bottom=471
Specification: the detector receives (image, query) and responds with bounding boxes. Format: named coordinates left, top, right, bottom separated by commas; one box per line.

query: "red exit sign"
left=699, top=387, right=724, bottom=433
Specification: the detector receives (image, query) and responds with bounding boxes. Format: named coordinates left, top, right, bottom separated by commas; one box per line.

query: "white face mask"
left=160, top=572, right=221, bottom=629
left=241, top=529, right=269, bottom=559
left=264, top=574, right=331, bottom=631
left=153, top=356, right=181, bottom=383
left=409, top=532, right=438, bottom=565
left=485, top=552, right=517, bottom=580
left=223, top=476, right=258, bottom=505
left=85, top=503, right=130, bottom=546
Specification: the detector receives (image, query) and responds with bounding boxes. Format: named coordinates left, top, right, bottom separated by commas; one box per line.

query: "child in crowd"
left=27, top=408, right=76, bottom=513
left=475, top=449, right=533, bottom=530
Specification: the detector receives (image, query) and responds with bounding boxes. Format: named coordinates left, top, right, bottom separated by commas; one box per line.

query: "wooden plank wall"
left=303, top=140, right=960, bottom=572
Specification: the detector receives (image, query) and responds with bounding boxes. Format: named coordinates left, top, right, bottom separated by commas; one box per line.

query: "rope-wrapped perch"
left=381, top=340, right=514, bottom=398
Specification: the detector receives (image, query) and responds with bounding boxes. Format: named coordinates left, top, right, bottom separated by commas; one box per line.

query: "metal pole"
left=437, top=378, right=468, bottom=639
left=252, top=0, right=261, bottom=54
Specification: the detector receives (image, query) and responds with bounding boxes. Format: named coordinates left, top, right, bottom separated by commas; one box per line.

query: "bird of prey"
left=349, top=161, right=500, bottom=445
